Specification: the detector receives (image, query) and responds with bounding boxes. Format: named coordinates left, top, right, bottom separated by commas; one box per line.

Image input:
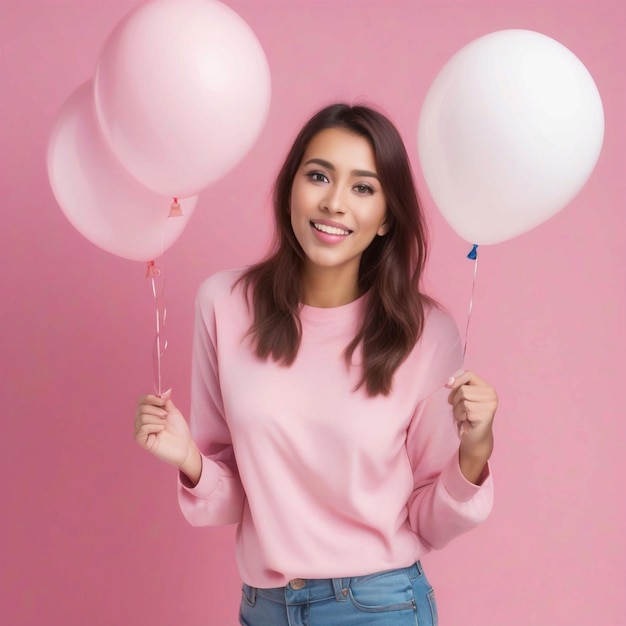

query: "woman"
left=135, top=103, right=497, bottom=625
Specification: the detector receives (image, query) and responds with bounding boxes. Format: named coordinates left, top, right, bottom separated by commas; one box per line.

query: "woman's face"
left=290, top=127, right=388, bottom=287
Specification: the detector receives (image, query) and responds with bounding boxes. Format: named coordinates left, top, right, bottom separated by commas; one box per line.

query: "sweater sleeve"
left=405, top=317, right=494, bottom=549
left=177, top=279, right=246, bottom=526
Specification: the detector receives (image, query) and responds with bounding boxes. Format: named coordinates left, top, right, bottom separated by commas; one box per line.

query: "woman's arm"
left=135, top=276, right=246, bottom=526
left=134, top=388, right=244, bottom=525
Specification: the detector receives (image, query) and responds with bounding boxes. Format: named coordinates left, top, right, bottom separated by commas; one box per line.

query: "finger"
left=136, top=421, right=166, bottom=435
left=162, top=397, right=179, bottom=414
left=446, top=370, right=484, bottom=390
left=452, top=404, right=467, bottom=424
left=452, top=399, right=495, bottom=429
left=446, top=371, right=471, bottom=404
left=135, top=422, right=165, bottom=444
left=138, top=394, right=167, bottom=408
left=163, top=399, right=176, bottom=413
left=452, top=395, right=486, bottom=419
left=158, top=388, right=172, bottom=401
left=448, top=379, right=472, bottom=404
left=136, top=404, right=168, bottom=419
left=444, top=369, right=466, bottom=389
left=447, top=371, right=494, bottom=404
left=452, top=404, right=469, bottom=438
left=135, top=414, right=167, bottom=429
left=449, top=384, right=496, bottom=407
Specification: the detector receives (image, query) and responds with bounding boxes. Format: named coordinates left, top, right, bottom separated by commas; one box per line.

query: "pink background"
left=2, top=1, right=624, bottom=624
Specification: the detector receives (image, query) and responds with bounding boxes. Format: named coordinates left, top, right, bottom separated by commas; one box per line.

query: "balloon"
left=417, top=29, right=604, bottom=245
left=47, top=81, right=198, bottom=262
left=93, top=0, right=271, bottom=198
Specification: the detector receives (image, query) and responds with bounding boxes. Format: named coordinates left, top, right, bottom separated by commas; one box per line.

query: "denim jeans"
left=239, top=561, right=438, bottom=626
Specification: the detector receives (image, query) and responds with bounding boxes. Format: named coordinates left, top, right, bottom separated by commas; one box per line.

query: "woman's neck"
left=302, top=265, right=360, bottom=308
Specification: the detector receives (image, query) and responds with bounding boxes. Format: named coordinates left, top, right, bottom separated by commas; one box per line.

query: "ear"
left=377, top=220, right=389, bottom=236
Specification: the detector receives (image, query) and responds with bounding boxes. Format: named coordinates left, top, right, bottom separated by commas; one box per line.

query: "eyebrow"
left=303, top=158, right=379, bottom=180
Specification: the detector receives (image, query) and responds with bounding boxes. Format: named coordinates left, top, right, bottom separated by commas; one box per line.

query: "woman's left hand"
left=446, top=370, right=497, bottom=452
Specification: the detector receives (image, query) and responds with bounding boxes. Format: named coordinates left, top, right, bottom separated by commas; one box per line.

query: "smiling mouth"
left=311, top=221, right=353, bottom=236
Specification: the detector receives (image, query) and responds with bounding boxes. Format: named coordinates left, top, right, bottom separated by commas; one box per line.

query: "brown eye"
left=354, top=184, right=374, bottom=195
left=306, top=171, right=329, bottom=183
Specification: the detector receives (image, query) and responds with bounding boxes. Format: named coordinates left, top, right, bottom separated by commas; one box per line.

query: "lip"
left=310, top=219, right=353, bottom=233
left=309, top=219, right=352, bottom=245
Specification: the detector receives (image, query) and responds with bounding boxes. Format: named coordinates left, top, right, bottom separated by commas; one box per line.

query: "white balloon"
left=418, top=29, right=604, bottom=245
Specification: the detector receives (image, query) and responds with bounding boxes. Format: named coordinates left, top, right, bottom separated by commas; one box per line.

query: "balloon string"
left=146, top=261, right=168, bottom=396
left=146, top=198, right=182, bottom=397
left=463, top=244, right=479, bottom=361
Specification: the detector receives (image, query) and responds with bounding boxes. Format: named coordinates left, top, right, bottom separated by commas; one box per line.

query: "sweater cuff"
left=178, top=454, right=221, bottom=499
left=440, top=451, right=492, bottom=502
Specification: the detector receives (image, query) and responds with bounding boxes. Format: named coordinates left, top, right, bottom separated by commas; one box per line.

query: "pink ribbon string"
left=146, top=260, right=168, bottom=396
left=144, top=199, right=182, bottom=397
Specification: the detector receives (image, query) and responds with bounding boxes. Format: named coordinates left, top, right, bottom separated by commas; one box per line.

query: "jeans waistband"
left=244, top=561, right=423, bottom=606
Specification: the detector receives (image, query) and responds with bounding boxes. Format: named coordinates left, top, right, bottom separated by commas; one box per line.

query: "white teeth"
left=312, top=222, right=350, bottom=236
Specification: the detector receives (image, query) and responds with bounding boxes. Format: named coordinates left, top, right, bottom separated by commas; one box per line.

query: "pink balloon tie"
left=145, top=260, right=160, bottom=278
left=146, top=260, right=168, bottom=396
left=169, top=197, right=183, bottom=217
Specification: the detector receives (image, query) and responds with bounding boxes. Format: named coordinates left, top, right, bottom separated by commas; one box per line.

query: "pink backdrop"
left=2, top=1, right=624, bottom=624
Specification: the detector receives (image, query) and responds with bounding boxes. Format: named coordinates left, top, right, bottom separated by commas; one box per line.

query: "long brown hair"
left=237, top=103, right=433, bottom=396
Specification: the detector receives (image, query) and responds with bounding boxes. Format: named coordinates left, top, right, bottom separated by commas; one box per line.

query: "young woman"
left=135, top=103, right=497, bottom=626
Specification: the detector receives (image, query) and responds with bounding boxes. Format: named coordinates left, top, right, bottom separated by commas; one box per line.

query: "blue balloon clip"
left=467, top=244, right=478, bottom=260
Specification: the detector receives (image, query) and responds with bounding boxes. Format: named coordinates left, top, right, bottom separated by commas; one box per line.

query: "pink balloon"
left=47, top=81, right=198, bottom=262
left=94, top=0, right=271, bottom=198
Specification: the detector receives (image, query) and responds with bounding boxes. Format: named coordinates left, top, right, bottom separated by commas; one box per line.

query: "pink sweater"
left=178, top=269, right=493, bottom=588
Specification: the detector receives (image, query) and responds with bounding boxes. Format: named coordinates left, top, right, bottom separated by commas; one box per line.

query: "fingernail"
left=446, top=376, right=455, bottom=387
left=159, top=388, right=172, bottom=400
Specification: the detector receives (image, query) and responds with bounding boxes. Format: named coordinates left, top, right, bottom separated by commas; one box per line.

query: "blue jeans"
left=239, top=561, right=438, bottom=625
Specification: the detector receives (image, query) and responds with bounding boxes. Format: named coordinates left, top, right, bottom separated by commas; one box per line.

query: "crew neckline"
left=299, top=291, right=368, bottom=324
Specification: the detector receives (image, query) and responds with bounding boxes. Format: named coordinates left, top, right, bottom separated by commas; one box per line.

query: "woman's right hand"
left=134, top=390, right=201, bottom=483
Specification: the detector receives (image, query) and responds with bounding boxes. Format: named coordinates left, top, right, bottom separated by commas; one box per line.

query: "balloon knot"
left=146, top=260, right=161, bottom=278
left=467, top=244, right=479, bottom=260
left=169, top=198, right=183, bottom=217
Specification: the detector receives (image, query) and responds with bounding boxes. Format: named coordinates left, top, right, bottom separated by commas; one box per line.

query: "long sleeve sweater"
left=178, top=268, right=494, bottom=588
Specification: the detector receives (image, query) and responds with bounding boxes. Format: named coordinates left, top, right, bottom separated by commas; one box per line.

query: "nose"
left=320, top=185, right=346, bottom=214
